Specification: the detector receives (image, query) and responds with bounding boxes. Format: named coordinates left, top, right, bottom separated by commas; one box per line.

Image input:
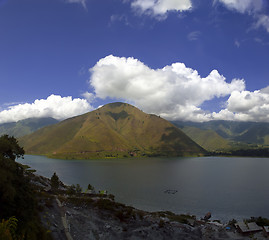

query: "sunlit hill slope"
left=20, top=102, right=206, bottom=159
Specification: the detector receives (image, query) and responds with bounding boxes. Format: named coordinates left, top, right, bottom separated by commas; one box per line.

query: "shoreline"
left=28, top=170, right=269, bottom=239
left=19, top=155, right=269, bottom=224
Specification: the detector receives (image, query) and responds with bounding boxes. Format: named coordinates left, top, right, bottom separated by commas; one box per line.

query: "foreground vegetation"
left=0, top=135, right=52, bottom=239
left=209, top=147, right=269, bottom=157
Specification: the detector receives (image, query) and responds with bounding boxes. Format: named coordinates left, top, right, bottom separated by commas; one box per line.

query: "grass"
left=153, top=211, right=196, bottom=224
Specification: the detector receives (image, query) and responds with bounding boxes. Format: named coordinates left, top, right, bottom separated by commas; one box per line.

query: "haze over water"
left=18, top=155, right=269, bottom=223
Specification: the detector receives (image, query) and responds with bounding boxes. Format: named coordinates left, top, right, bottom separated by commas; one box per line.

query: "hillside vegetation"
left=20, top=103, right=206, bottom=159
left=181, top=126, right=230, bottom=151
left=172, top=120, right=269, bottom=151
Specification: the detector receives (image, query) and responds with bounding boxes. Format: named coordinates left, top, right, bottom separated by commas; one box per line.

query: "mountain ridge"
left=0, top=117, right=59, bottom=137
left=172, top=120, right=269, bottom=151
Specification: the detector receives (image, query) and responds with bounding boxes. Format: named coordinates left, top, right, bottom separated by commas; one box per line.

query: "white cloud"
left=256, top=14, right=269, bottom=33
left=65, top=0, right=87, bottom=10
left=213, top=88, right=269, bottom=122
left=234, top=39, right=240, bottom=47
left=260, top=86, right=269, bottom=94
left=217, top=0, right=269, bottom=34
left=131, top=0, right=192, bottom=18
left=227, top=91, right=265, bottom=113
left=110, top=14, right=130, bottom=26
left=89, top=55, right=245, bottom=122
left=0, top=94, right=93, bottom=124
left=81, top=91, right=95, bottom=102
left=217, top=0, right=263, bottom=14
left=187, top=31, right=201, bottom=41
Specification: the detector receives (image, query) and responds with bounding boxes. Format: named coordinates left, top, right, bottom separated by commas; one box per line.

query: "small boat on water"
left=164, top=189, right=178, bottom=194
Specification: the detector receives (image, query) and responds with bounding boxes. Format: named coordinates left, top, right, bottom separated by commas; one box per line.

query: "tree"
left=0, top=135, right=51, bottom=239
left=66, top=184, right=82, bottom=195
left=66, top=184, right=76, bottom=195
left=0, top=216, right=18, bottom=240
left=87, top=184, right=94, bottom=191
left=75, top=184, right=82, bottom=194
left=50, top=172, right=59, bottom=191
left=0, top=135, right=24, bottom=161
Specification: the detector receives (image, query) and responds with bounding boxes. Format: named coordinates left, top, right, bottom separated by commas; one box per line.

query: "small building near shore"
left=263, top=226, right=269, bottom=237
left=99, top=190, right=107, bottom=195
left=235, top=222, right=263, bottom=235
left=203, top=212, right=211, bottom=221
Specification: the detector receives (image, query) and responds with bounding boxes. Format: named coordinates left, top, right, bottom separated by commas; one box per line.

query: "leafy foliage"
left=0, top=135, right=51, bottom=239
left=0, top=216, right=18, bottom=240
left=211, top=147, right=269, bottom=157
left=50, top=172, right=59, bottom=191
left=0, top=135, right=24, bottom=161
left=87, top=184, right=94, bottom=191
left=245, top=216, right=269, bottom=226
left=66, top=184, right=76, bottom=195
left=75, top=184, right=82, bottom=193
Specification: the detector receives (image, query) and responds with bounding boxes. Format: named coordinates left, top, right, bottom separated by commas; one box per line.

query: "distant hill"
left=20, top=102, right=206, bottom=159
left=180, top=126, right=230, bottom=151
left=0, top=117, right=59, bottom=137
left=172, top=120, right=269, bottom=150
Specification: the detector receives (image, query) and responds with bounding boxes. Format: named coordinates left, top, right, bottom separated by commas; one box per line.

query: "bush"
left=50, top=172, right=59, bottom=191
left=0, top=216, right=18, bottom=240
left=66, top=185, right=76, bottom=195
left=245, top=217, right=269, bottom=226
left=87, top=184, right=94, bottom=191
left=94, top=199, right=116, bottom=211
left=159, top=219, right=165, bottom=228
left=75, top=184, right=82, bottom=194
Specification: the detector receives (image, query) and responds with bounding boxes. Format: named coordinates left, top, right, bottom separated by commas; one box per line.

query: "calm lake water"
left=17, top=155, right=269, bottom=222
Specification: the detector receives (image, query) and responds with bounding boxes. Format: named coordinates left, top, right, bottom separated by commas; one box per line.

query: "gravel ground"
left=39, top=195, right=268, bottom=240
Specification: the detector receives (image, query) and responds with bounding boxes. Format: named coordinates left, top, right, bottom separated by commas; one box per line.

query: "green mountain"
left=180, top=126, right=230, bottom=151
left=172, top=120, right=269, bottom=150
left=20, top=102, right=206, bottom=159
left=0, top=117, right=59, bottom=137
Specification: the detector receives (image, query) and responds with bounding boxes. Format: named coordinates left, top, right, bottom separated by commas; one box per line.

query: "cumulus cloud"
left=0, top=94, right=93, bottom=124
left=89, top=55, right=245, bottom=121
left=213, top=88, right=269, bottom=122
left=131, top=0, right=192, bottom=18
left=65, top=0, right=87, bottom=10
left=81, top=91, right=95, bottom=102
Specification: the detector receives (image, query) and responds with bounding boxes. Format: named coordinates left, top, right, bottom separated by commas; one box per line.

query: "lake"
left=17, top=155, right=269, bottom=223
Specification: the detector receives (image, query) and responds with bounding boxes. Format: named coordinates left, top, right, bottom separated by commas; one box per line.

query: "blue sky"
left=0, top=0, right=269, bottom=123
